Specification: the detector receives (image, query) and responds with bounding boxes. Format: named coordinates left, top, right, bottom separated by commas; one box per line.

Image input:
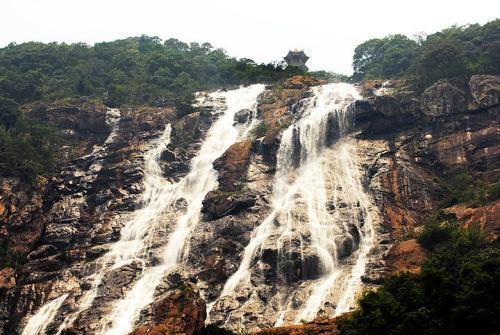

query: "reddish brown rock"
left=202, top=140, right=257, bottom=219
left=131, top=282, right=206, bottom=335
left=254, top=317, right=343, bottom=335
left=0, top=268, right=16, bottom=290
left=214, top=140, right=253, bottom=191
left=429, top=126, right=499, bottom=173
left=446, top=200, right=500, bottom=241
left=379, top=162, right=435, bottom=239
left=282, top=76, right=323, bottom=90
left=386, top=239, right=427, bottom=274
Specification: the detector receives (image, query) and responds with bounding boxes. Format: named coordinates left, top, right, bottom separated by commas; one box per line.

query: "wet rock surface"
left=1, top=102, right=180, bottom=334
left=1, top=75, right=499, bottom=334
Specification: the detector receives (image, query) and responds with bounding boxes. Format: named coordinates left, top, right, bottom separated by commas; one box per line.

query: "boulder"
left=281, top=76, right=323, bottom=89
left=234, top=108, right=253, bottom=124
left=131, top=281, right=206, bottom=335
left=202, top=190, right=257, bottom=220
left=171, top=110, right=212, bottom=147
left=214, top=140, right=253, bottom=191
left=421, top=79, right=467, bottom=117
left=469, top=75, right=500, bottom=108
left=373, top=90, right=420, bottom=118
left=386, top=239, right=427, bottom=274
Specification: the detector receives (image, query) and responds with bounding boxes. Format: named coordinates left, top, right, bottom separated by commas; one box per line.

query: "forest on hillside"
left=0, top=36, right=303, bottom=182
left=1, top=19, right=499, bottom=185
left=351, top=19, right=500, bottom=89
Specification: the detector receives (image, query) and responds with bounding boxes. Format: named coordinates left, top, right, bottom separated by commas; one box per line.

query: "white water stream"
left=21, top=83, right=376, bottom=333
left=21, top=85, right=264, bottom=335
left=21, top=107, right=122, bottom=335
left=21, top=294, right=69, bottom=335
left=208, top=83, right=376, bottom=326
left=99, top=84, right=265, bottom=335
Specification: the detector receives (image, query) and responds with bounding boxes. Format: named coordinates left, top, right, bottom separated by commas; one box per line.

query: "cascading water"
left=208, top=83, right=376, bottom=327
left=22, top=85, right=264, bottom=335
left=21, top=83, right=376, bottom=333
left=21, top=107, right=122, bottom=335
left=294, top=138, right=375, bottom=322
left=21, top=294, right=69, bottom=335
left=99, top=84, right=265, bottom=335
left=53, top=123, right=174, bottom=334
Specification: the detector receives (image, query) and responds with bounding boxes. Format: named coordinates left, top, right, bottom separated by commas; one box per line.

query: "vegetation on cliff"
left=340, top=224, right=499, bottom=335
left=352, top=19, right=500, bottom=89
left=0, top=96, right=54, bottom=183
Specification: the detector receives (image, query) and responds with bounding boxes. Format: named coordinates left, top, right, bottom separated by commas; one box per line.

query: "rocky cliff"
left=0, top=75, right=498, bottom=334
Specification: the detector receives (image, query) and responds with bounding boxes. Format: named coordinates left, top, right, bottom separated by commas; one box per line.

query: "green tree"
left=340, top=227, right=500, bottom=335
left=352, top=34, right=418, bottom=81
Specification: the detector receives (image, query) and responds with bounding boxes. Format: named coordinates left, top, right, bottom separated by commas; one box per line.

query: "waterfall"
left=99, top=84, right=265, bottom=335
left=21, top=294, right=69, bottom=335
left=294, top=138, right=375, bottom=322
left=208, top=83, right=376, bottom=327
left=51, top=123, right=174, bottom=334
left=21, top=108, right=123, bottom=335
left=22, top=85, right=264, bottom=335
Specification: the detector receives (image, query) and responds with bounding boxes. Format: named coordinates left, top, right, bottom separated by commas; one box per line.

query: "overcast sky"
left=1, top=0, right=499, bottom=74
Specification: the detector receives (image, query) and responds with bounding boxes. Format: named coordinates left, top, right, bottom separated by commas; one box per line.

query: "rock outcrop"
left=421, top=79, right=468, bottom=117
left=0, top=101, right=180, bottom=334
left=0, top=268, right=15, bottom=291
left=469, top=75, right=500, bottom=108
left=355, top=76, right=499, bottom=280
left=202, top=140, right=257, bottom=219
left=1, top=74, right=498, bottom=334
left=132, top=279, right=206, bottom=335
left=385, top=239, right=427, bottom=274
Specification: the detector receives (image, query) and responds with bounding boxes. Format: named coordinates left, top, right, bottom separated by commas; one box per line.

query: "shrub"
left=253, top=122, right=270, bottom=138
left=340, top=226, right=499, bottom=335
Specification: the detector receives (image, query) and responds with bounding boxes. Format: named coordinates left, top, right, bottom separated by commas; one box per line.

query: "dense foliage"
left=0, top=36, right=304, bottom=107
left=0, top=238, right=25, bottom=269
left=340, top=225, right=500, bottom=335
left=352, top=19, right=500, bottom=89
left=352, top=34, right=419, bottom=82
left=0, top=36, right=306, bottom=182
left=434, top=172, right=500, bottom=208
left=0, top=96, right=54, bottom=183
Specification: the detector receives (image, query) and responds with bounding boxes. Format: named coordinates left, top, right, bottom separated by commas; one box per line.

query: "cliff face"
left=0, top=103, right=178, bottom=332
left=0, top=75, right=498, bottom=334
left=355, top=75, right=499, bottom=272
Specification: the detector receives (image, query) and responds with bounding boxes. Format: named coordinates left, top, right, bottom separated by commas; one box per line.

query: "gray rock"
left=469, top=74, right=500, bottom=107
left=234, top=108, right=253, bottom=124
left=421, top=79, right=467, bottom=117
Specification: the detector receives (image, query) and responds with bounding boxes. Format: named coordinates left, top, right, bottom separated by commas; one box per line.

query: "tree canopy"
left=0, top=35, right=304, bottom=107
left=340, top=225, right=499, bottom=335
left=352, top=19, right=500, bottom=89
left=0, top=36, right=305, bottom=183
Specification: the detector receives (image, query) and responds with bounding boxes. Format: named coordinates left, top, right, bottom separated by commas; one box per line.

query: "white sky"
left=1, top=0, right=499, bottom=74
